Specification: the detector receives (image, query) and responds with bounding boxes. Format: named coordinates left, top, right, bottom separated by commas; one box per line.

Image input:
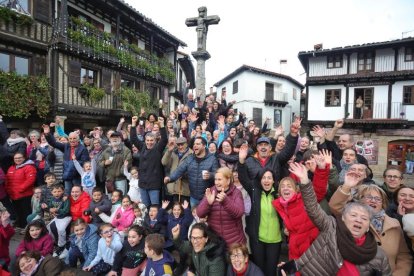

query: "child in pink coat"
left=111, top=195, right=135, bottom=237
left=16, top=219, right=54, bottom=257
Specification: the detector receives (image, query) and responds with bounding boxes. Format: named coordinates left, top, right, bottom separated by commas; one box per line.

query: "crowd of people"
left=0, top=91, right=413, bottom=276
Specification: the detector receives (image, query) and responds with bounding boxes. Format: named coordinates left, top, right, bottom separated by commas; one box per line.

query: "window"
left=325, top=89, right=341, bottom=107
left=2, top=0, right=30, bottom=13
left=327, top=54, right=343, bottom=68
left=0, top=52, right=29, bottom=75
left=252, top=108, right=262, bottom=127
left=274, top=109, right=282, bottom=127
left=403, top=86, right=414, bottom=105
left=232, top=81, right=238, bottom=94
left=293, top=88, right=297, bottom=100
left=121, top=79, right=134, bottom=88
left=405, top=47, right=413, bottom=62
left=358, top=52, right=374, bottom=72
left=81, top=67, right=97, bottom=85
left=265, top=82, right=274, bottom=100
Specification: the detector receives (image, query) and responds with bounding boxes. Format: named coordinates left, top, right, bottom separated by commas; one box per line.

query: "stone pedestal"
left=192, top=50, right=211, bottom=102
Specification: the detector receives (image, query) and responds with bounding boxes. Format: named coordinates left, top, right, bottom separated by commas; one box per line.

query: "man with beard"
left=43, top=124, right=89, bottom=195
left=130, top=116, right=167, bottom=207
left=238, top=118, right=301, bottom=185
left=99, top=131, right=132, bottom=195
left=164, top=136, right=218, bottom=207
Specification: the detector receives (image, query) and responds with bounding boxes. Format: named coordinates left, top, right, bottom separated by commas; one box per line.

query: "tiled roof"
left=213, top=64, right=304, bottom=88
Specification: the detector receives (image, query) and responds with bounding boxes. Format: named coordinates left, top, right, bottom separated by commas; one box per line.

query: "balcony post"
left=345, top=84, right=349, bottom=118
left=387, top=83, right=392, bottom=119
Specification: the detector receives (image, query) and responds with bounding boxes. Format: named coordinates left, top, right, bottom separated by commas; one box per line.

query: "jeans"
left=114, top=179, right=127, bottom=196
left=64, top=179, right=81, bottom=196
left=140, top=189, right=160, bottom=207
left=67, top=245, right=84, bottom=267
left=190, top=197, right=200, bottom=208
left=406, top=160, right=414, bottom=174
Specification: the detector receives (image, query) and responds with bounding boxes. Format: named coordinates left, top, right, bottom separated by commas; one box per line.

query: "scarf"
left=336, top=216, right=377, bottom=265
left=339, top=159, right=357, bottom=183
left=233, top=261, right=249, bottom=276
left=371, top=209, right=385, bottom=234
left=7, top=137, right=26, bottom=147
left=278, top=193, right=299, bottom=213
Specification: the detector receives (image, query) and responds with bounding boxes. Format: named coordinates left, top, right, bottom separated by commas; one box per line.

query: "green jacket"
left=99, top=145, right=132, bottom=181
left=174, top=238, right=225, bottom=276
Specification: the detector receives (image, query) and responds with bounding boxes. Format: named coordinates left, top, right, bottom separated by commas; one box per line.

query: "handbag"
left=105, top=179, right=115, bottom=193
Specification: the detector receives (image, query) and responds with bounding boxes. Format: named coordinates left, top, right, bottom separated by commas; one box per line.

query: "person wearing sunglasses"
left=330, top=176, right=412, bottom=275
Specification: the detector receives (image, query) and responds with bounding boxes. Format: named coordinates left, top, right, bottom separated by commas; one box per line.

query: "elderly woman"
left=172, top=222, right=226, bottom=276
left=226, top=243, right=264, bottom=276
left=329, top=180, right=412, bottom=275
left=281, top=162, right=391, bottom=276
left=5, top=152, right=36, bottom=229
left=196, top=167, right=246, bottom=248
left=16, top=251, right=91, bottom=276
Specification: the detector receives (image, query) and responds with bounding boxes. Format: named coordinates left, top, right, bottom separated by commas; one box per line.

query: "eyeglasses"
left=230, top=253, right=244, bottom=260
left=190, top=236, right=205, bottom=242
left=385, top=175, right=402, bottom=180
left=101, top=229, right=114, bottom=235
left=362, top=195, right=382, bottom=202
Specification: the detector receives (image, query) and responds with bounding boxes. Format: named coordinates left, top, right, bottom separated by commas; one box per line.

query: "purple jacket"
left=197, top=184, right=246, bottom=247
left=16, top=233, right=54, bottom=257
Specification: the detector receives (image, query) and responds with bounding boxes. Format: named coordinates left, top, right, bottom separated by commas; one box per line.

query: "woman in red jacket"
left=196, top=167, right=246, bottom=248
left=272, top=150, right=330, bottom=260
left=5, top=152, right=36, bottom=228
left=69, top=185, right=91, bottom=223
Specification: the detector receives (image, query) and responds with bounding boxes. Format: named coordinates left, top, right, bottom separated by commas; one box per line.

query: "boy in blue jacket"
left=143, top=233, right=174, bottom=276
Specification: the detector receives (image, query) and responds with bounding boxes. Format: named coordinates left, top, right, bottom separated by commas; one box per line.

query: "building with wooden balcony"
left=298, top=37, right=414, bottom=176
left=0, top=0, right=194, bottom=130
left=213, top=65, right=304, bottom=129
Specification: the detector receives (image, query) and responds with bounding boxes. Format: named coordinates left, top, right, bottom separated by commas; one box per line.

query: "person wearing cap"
left=164, top=136, right=218, bottom=207
left=99, top=131, right=132, bottom=195
left=238, top=117, right=301, bottom=188
left=42, top=124, right=90, bottom=195
left=162, top=136, right=193, bottom=203
left=0, top=202, right=14, bottom=271
left=130, top=116, right=167, bottom=207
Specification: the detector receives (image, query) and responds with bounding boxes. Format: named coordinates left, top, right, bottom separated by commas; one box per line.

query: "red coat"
left=70, top=191, right=91, bottom=223
left=197, top=184, right=246, bottom=247
left=15, top=233, right=54, bottom=257
left=272, top=165, right=329, bottom=260
left=5, top=161, right=36, bottom=200
left=0, top=224, right=15, bottom=266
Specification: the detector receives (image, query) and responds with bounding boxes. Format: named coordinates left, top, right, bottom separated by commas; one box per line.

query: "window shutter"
left=253, top=108, right=262, bottom=127
left=102, top=69, right=112, bottom=94
left=33, top=0, right=50, bottom=24
left=69, top=60, right=81, bottom=87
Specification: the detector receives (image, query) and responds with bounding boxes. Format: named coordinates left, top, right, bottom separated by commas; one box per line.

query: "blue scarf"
left=371, top=209, right=385, bottom=234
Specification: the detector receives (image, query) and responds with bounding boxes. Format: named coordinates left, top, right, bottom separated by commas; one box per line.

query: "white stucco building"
left=213, top=65, right=304, bottom=129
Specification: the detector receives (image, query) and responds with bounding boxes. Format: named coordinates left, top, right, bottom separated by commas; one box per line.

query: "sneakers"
left=59, top=248, right=68, bottom=259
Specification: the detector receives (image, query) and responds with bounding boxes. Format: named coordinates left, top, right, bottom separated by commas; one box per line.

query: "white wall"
left=216, top=69, right=302, bottom=129
left=375, top=49, right=394, bottom=72
left=393, top=80, right=414, bottom=121
left=398, top=48, right=414, bottom=71
left=307, top=85, right=345, bottom=120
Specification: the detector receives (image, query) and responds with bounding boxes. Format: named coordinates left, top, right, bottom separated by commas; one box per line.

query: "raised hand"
left=312, top=153, right=326, bottom=169
left=124, top=160, right=129, bottom=168
left=182, top=200, right=189, bottom=209
left=120, top=117, right=125, bottom=124
left=42, top=124, right=50, bottom=134
left=288, top=162, right=309, bottom=184
left=290, top=117, right=302, bottom=136
left=343, top=171, right=362, bottom=189
left=158, top=117, right=164, bottom=127
left=171, top=224, right=180, bottom=240
left=320, top=149, right=332, bottom=166
left=161, top=200, right=170, bottom=209
left=140, top=107, right=145, bottom=116
left=334, top=119, right=344, bottom=129
left=274, top=125, right=284, bottom=138
left=201, top=121, right=207, bottom=131
left=167, top=138, right=176, bottom=152
left=205, top=188, right=216, bottom=205
left=312, top=125, right=326, bottom=139
left=239, top=144, right=249, bottom=163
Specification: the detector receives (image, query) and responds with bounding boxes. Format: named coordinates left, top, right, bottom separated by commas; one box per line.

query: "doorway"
left=354, top=88, right=373, bottom=119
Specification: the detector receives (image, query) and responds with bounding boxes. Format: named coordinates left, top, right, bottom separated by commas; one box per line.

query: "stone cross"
left=186, top=6, right=220, bottom=101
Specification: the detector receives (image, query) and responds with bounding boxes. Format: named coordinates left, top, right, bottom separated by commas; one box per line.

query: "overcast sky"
left=124, top=0, right=414, bottom=89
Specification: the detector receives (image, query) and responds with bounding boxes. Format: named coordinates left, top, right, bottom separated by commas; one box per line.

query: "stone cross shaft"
left=185, top=6, right=220, bottom=101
